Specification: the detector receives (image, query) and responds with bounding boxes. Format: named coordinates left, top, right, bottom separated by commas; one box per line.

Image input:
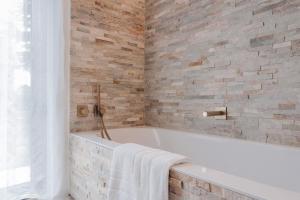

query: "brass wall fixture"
left=77, top=105, right=89, bottom=117
left=94, top=84, right=111, bottom=140
left=203, top=107, right=227, bottom=120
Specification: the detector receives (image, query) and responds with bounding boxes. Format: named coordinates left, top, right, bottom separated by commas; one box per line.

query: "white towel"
left=107, top=143, right=186, bottom=200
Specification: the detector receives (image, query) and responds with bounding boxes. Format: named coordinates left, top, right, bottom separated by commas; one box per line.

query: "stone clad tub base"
left=69, top=133, right=258, bottom=200
left=169, top=169, right=256, bottom=200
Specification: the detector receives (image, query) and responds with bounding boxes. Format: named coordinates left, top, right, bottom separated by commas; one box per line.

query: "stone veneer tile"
left=169, top=169, right=258, bottom=200
left=70, top=0, right=145, bottom=132
left=145, top=0, right=300, bottom=147
left=70, top=0, right=300, bottom=147
left=69, top=1, right=300, bottom=199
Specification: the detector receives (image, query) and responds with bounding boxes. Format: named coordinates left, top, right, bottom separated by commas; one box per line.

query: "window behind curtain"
left=0, top=0, right=68, bottom=199
left=0, top=0, right=38, bottom=198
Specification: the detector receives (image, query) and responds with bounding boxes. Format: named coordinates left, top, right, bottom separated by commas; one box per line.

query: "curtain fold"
left=0, top=0, right=69, bottom=199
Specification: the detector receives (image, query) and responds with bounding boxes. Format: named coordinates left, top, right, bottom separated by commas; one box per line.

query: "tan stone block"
left=169, top=177, right=183, bottom=195
left=210, top=184, right=224, bottom=198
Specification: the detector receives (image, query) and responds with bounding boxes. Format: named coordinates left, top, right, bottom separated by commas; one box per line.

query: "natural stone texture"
left=144, top=0, right=300, bottom=147
left=69, top=1, right=300, bottom=199
left=250, top=34, right=274, bottom=48
left=69, top=134, right=259, bottom=200
left=273, top=41, right=291, bottom=49
left=169, top=169, right=258, bottom=200
left=69, top=135, right=113, bottom=200
left=70, top=0, right=145, bottom=132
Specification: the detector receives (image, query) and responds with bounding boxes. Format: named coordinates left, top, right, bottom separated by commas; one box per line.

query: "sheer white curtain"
left=0, top=0, right=69, bottom=199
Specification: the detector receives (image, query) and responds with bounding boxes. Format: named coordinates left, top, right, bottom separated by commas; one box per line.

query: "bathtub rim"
left=70, top=127, right=300, bottom=200
left=125, top=126, right=300, bottom=151
left=73, top=126, right=300, bottom=151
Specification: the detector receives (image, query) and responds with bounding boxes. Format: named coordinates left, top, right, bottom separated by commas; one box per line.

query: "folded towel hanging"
left=107, top=143, right=186, bottom=200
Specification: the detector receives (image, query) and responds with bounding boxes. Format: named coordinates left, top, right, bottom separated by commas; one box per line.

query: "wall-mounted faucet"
left=94, top=84, right=111, bottom=140
left=203, top=107, right=227, bottom=120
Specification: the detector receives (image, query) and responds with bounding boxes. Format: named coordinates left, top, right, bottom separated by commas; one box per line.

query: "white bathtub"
left=72, top=127, right=300, bottom=200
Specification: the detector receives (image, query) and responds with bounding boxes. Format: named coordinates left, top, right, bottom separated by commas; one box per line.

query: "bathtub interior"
left=106, top=127, right=300, bottom=194
left=108, top=128, right=159, bottom=148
